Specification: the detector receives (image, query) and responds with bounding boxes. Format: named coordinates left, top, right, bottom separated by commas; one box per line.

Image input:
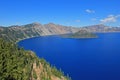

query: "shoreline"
left=15, top=36, right=40, bottom=44
left=16, top=33, right=70, bottom=44
left=16, top=32, right=120, bottom=43
left=15, top=35, right=52, bottom=44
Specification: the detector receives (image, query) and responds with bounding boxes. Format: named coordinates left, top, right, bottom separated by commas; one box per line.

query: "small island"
left=62, top=29, right=98, bottom=38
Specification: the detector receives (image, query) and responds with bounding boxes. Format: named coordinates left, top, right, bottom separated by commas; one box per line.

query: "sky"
left=0, top=0, right=120, bottom=27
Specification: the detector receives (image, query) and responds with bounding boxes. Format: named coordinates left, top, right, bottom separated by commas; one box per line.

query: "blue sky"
left=0, top=0, right=120, bottom=27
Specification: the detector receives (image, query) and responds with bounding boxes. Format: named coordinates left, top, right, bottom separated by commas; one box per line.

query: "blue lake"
left=18, top=33, right=120, bottom=80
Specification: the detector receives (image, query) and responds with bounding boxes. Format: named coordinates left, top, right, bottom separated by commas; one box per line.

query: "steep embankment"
left=0, top=39, right=70, bottom=80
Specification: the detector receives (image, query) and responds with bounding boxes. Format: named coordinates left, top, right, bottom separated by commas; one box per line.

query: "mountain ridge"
left=83, top=24, right=120, bottom=32
left=0, top=22, right=120, bottom=42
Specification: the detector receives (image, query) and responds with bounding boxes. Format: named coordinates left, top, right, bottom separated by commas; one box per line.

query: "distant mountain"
left=83, top=24, right=120, bottom=32
left=23, top=22, right=79, bottom=35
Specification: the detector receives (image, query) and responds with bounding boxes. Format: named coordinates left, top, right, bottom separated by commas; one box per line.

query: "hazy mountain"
left=83, top=24, right=120, bottom=32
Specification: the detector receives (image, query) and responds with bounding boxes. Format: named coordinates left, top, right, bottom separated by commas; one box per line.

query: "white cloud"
left=75, top=20, right=80, bottom=22
left=100, top=15, right=120, bottom=24
left=85, top=9, right=95, bottom=13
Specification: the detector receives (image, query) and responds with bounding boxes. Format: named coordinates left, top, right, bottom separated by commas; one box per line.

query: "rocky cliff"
left=0, top=23, right=79, bottom=42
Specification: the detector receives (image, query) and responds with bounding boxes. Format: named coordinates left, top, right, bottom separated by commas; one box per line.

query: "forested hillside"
left=0, top=38, right=71, bottom=80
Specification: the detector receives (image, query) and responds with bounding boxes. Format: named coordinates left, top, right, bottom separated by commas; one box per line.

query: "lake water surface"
left=18, top=33, right=120, bottom=80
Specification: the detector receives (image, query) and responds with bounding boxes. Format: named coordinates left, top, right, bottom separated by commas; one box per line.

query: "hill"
left=62, top=29, right=97, bottom=38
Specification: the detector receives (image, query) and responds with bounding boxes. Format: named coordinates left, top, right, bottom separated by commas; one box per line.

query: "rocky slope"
left=0, top=23, right=79, bottom=42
